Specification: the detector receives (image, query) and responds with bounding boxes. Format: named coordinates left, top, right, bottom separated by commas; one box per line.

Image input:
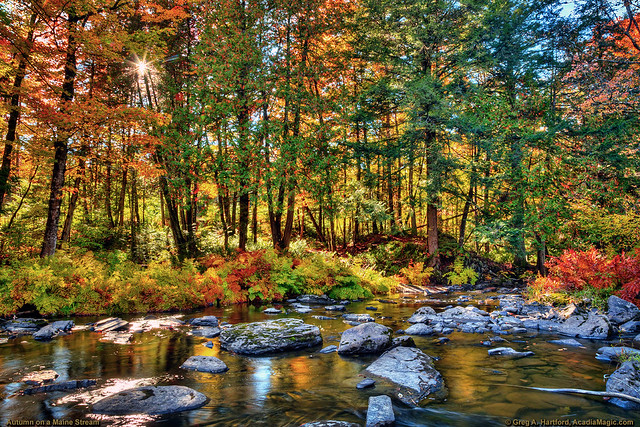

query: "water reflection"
left=0, top=295, right=638, bottom=426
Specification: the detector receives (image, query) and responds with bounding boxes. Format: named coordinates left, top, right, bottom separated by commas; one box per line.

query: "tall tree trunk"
left=0, top=11, right=37, bottom=211
left=118, top=167, right=127, bottom=227
left=41, top=15, right=80, bottom=257
left=60, top=157, right=86, bottom=244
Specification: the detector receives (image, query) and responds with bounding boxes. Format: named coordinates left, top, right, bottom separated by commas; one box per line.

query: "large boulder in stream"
left=595, top=346, right=640, bottom=363
left=364, top=347, right=447, bottom=406
left=33, top=320, right=74, bottom=341
left=607, top=295, right=640, bottom=326
left=606, top=360, right=640, bottom=409
left=557, top=311, right=613, bottom=339
left=220, top=318, right=322, bottom=355
left=180, top=356, right=228, bottom=373
left=407, top=306, right=437, bottom=324
left=338, top=323, right=392, bottom=355
left=92, top=385, right=208, bottom=415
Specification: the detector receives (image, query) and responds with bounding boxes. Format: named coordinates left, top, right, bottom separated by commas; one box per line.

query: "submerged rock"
left=92, top=385, right=208, bottom=415
left=366, top=395, right=394, bottom=427
left=364, top=347, right=446, bottom=406
left=180, top=356, right=228, bottom=373
left=325, top=305, right=346, bottom=312
left=220, top=318, right=322, bottom=355
left=487, top=347, right=534, bottom=359
left=557, top=312, right=613, bottom=339
left=548, top=338, right=583, bottom=347
left=33, top=320, right=74, bottom=341
left=607, top=295, right=640, bottom=325
left=338, top=323, right=392, bottom=355
left=606, top=360, right=640, bottom=409
left=357, top=378, right=376, bottom=389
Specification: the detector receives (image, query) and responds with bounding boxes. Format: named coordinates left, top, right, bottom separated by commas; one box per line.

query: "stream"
left=0, top=290, right=637, bottom=426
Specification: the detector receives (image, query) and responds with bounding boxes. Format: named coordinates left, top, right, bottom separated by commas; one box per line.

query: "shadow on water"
left=0, top=294, right=638, bottom=426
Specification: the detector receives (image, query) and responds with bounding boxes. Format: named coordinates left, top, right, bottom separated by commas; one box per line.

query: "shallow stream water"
left=0, top=292, right=638, bottom=426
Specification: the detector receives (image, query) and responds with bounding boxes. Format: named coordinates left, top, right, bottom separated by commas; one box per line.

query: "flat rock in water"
left=22, top=369, right=59, bottom=385
left=220, top=318, right=322, bottom=355
left=94, top=317, right=129, bottom=333
left=263, top=308, right=282, bottom=314
left=440, top=306, right=489, bottom=323
left=313, top=316, right=335, bottom=321
left=319, top=345, right=338, bottom=354
left=488, top=347, right=534, bottom=359
left=548, top=338, right=583, bottom=347
left=557, top=312, right=613, bottom=339
left=404, top=323, right=434, bottom=336
left=300, top=422, right=360, bottom=427
left=364, top=347, right=446, bottom=406
left=33, top=320, right=74, bottom=341
left=180, top=356, right=228, bottom=373
left=325, top=305, right=346, bottom=312
left=606, top=360, right=640, bottom=409
left=297, top=294, right=335, bottom=305
left=595, top=346, right=640, bottom=362
left=366, top=395, right=394, bottom=427
left=342, top=313, right=375, bottom=323
left=338, top=323, right=392, bottom=355
left=607, top=295, right=640, bottom=325
left=356, top=378, right=376, bottom=389
left=3, top=318, right=46, bottom=334
left=188, top=316, right=219, bottom=327
left=23, top=379, right=97, bottom=395
left=191, top=327, right=221, bottom=338
left=92, top=385, right=208, bottom=415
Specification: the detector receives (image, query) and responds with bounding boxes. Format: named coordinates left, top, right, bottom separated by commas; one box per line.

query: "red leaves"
left=536, top=248, right=640, bottom=306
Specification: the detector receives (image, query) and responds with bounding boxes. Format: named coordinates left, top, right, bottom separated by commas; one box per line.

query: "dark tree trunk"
left=0, top=12, right=37, bottom=211
left=41, top=15, right=79, bottom=257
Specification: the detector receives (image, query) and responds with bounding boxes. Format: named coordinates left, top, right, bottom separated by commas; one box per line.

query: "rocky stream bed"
left=1, top=287, right=640, bottom=426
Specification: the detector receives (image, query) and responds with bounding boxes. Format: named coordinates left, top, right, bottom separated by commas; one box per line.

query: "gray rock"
left=99, top=331, right=133, bottom=344
left=634, top=334, right=640, bottom=344
left=92, top=385, right=208, bottom=415
left=366, top=306, right=377, bottom=311
left=364, top=347, right=446, bottom=406
left=391, top=336, right=416, bottom=348
left=557, top=312, right=613, bottom=339
left=343, top=313, right=375, bottom=323
left=319, top=345, right=338, bottom=354
left=23, top=379, right=96, bottom=395
left=338, top=323, right=392, bottom=355
left=595, top=346, right=640, bottom=362
left=619, top=320, right=640, bottom=335
left=357, top=378, right=376, bottom=389
left=488, top=347, right=534, bottom=359
left=548, top=338, right=583, bottom=347
left=558, top=303, right=581, bottom=320
left=191, top=327, right=221, bottom=338
left=366, top=395, right=394, bottom=427
left=404, top=323, right=434, bottom=336
left=204, top=341, right=213, bottom=348
left=607, top=295, right=640, bottom=325
left=93, top=317, right=129, bottom=332
left=313, top=316, right=335, bottom=321
left=220, top=318, right=322, bottom=355
left=3, top=318, right=46, bottom=334
left=22, top=369, right=59, bottom=385
left=180, top=356, right=228, bottom=373
left=298, top=294, right=335, bottom=305
left=33, top=320, right=74, bottom=341
left=263, top=308, right=282, bottom=314
left=325, top=305, right=346, bottom=312
left=407, top=306, right=437, bottom=324
left=440, top=306, right=489, bottom=323
left=606, top=360, right=640, bottom=409
left=510, top=327, right=528, bottom=334
left=188, top=316, right=219, bottom=327
left=300, top=422, right=360, bottom=427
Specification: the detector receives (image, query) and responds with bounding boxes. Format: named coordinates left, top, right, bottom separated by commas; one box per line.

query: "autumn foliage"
left=532, top=248, right=640, bottom=307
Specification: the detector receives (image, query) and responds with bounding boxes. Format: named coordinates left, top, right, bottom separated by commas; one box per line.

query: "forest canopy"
left=0, top=0, right=638, bottom=312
